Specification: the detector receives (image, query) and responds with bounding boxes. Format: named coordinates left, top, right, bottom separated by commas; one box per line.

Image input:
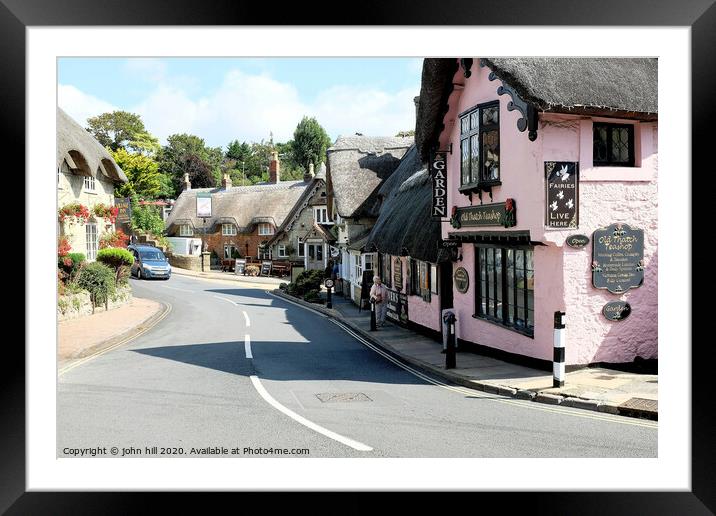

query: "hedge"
left=76, top=261, right=116, bottom=310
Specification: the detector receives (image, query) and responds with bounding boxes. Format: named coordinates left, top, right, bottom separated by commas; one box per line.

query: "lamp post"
left=241, top=161, right=245, bottom=186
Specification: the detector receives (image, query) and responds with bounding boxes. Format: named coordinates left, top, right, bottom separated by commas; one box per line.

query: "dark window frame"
left=474, top=243, right=534, bottom=338
left=592, top=122, right=636, bottom=167
left=458, top=101, right=501, bottom=191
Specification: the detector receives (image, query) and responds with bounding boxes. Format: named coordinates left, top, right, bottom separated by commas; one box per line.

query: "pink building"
left=413, top=58, right=658, bottom=369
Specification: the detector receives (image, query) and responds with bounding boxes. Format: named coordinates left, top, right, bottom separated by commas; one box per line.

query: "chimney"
left=182, top=172, right=191, bottom=191
left=304, top=162, right=315, bottom=182
left=269, top=150, right=280, bottom=183
left=221, top=171, right=232, bottom=189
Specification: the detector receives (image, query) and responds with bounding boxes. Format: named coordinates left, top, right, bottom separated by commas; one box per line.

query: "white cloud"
left=60, top=68, right=421, bottom=148
left=58, top=84, right=118, bottom=126
left=123, top=58, right=168, bottom=83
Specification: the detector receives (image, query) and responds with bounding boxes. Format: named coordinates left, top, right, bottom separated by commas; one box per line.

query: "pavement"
left=58, top=296, right=167, bottom=372
left=170, top=265, right=286, bottom=289
left=272, top=289, right=658, bottom=421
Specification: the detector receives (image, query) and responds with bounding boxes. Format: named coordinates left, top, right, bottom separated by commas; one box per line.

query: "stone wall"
left=167, top=252, right=202, bottom=271
left=57, top=284, right=132, bottom=322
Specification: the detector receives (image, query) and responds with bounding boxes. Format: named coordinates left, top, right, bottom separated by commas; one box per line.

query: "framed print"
left=14, top=0, right=711, bottom=512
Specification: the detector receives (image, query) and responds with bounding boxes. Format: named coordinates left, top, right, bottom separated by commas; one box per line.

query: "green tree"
left=130, top=195, right=165, bottom=235
left=111, top=148, right=166, bottom=200
left=182, top=154, right=215, bottom=190
left=86, top=111, right=152, bottom=152
left=226, top=140, right=252, bottom=162
left=158, top=133, right=223, bottom=196
left=290, top=116, right=332, bottom=172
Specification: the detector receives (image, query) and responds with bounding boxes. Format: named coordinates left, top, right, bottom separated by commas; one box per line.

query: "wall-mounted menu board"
left=592, top=223, right=644, bottom=294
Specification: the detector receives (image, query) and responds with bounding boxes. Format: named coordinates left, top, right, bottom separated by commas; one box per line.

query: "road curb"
left=270, top=289, right=658, bottom=422
left=172, top=268, right=285, bottom=287
left=58, top=300, right=171, bottom=374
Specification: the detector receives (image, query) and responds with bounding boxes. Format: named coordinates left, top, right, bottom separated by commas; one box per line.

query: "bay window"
left=459, top=101, right=500, bottom=188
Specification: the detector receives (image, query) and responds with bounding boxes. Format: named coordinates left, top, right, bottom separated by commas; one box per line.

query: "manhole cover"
left=619, top=397, right=658, bottom=411
left=315, top=392, right=372, bottom=403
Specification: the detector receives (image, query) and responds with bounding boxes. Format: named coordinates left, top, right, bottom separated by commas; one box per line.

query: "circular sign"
left=602, top=301, right=631, bottom=321
left=325, top=279, right=334, bottom=289
left=566, top=234, right=590, bottom=249
left=454, top=267, right=469, bottom=294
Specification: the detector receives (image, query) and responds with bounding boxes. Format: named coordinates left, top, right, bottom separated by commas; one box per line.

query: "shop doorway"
left=306, top=242, right=324, bottom=270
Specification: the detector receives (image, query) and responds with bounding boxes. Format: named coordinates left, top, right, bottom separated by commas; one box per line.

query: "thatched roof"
left=366, top=145, right=444, bottom=263
left=165, top=180, right=312, bottom=234
left=327, top=135, right=413, bottom=218
left=416, top=57, right=658, bottom=161
left=263, top=178, right=329, bottom=246
left=57, top=107, right=127, bottom=183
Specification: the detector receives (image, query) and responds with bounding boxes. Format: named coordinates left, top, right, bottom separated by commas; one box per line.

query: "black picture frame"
left=10, top=0, right=710, bottom=512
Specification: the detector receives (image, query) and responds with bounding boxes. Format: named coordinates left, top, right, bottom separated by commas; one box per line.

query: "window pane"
left=495, top=249, right=503, bottom=319
left=593, top=125, right=608, bottom=162
left=470, top=110, right=480, bottom=130
left=482, top=106, right=498, bottom=126
left=506, top=249, right=514, bottom=324
left=482, top=130, right=499, bottom=181
left=309, top=245, right=315, bottom=259
left=611, top=127, right=631, bottom=163
left=470, top=134, right=480, bottom=184
left=317, top=246, right=323, bottom=261
left=479, top=248, right=486, bottom=279
left=460, top=116, right=469, bottom=135
left=461, top=139, right=470, bottom=185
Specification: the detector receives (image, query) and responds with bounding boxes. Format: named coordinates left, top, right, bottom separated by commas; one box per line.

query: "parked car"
left=128, top=244, right=171, bottom=280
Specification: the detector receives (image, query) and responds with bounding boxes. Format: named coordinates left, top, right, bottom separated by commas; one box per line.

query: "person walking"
left=369, top=275, right=388, bottom=327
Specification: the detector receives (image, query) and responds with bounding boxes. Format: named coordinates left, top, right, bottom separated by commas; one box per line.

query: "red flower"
left=505, top=198, right=514, bottom=211
left=58, top=236, right=72, bottom=257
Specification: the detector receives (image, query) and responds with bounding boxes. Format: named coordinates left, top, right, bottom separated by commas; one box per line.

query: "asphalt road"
left=57, top=273, right=658, bottom=458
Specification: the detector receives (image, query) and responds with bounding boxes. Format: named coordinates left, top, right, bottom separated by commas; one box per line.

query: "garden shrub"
left=58, top=252, right=86, bottom=280
left=279, top=282, right=288, bottom=290
left=286, top=269, right=324, bottom=299
left=304, top=289, right=323, bottom=304
left=97, top=247, right=135, bottom=285
left=76, top=262, right=116, bottom=310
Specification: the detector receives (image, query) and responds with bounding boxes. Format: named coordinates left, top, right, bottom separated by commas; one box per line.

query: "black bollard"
left=445, top=313, right=456, bottom=369
left=370, top=299, right=377, bottom=331
left=326, top=286, right=333, bottom=309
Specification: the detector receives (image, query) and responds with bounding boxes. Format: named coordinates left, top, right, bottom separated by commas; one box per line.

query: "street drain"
left=619, top=397, right=658, bottom=411
left=315, top=392, right=372, bottom=403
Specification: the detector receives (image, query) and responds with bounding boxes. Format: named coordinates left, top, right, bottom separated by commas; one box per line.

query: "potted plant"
left=58, top=202, right=90, bottom=225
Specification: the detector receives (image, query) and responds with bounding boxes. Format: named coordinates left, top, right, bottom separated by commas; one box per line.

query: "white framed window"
left=353, top=253, right=361, bottom=282
left=258, top=223, right=274, bottom=235
left=314, top=206, right=331, bottom=224
left=84, top=175, right=96, bottom=191
left=258, top=246, right=272, bottom=260
left=278, top=245, right=287, bottom=258
left=224, top=244, right=237, bottom=259
left=222, top=223, right=237, bottom=236
left=179, top=224, right=193, bottom=236
left=297, top=238, right=305, bottom=257
left=362, top=252, right=376, bottom=272
left=85, top=223, right=98, bottom=261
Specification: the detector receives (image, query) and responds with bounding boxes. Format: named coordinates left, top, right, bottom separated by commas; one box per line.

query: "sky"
left=58, top=57, right=423, bottom=149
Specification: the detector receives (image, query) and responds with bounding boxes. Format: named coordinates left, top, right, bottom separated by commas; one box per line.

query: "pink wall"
left=387, top=255, right=441, bottom=332
left=437, top=59, right=658, bottom=364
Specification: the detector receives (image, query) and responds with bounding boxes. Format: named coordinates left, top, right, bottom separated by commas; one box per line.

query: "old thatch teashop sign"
left=430, top=150, right=448, bottom=218
left=450, top=199, right=516, bottom=229
left=386, top=288, right=408, bottom=326
left=545, top=161, right=579, bottom=229
left=592, top=223, right=644, bottom=294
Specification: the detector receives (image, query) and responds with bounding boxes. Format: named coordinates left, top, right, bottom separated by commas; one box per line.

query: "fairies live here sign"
left=545, top=162, right=578, bottom=228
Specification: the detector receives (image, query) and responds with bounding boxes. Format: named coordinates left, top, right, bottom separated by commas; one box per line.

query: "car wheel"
left=137, top=268, right=142, bottom=280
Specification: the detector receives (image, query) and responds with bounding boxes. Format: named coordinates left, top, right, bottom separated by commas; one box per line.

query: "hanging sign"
left=566, top=234, right=590, bottom=249
left=430, top=150, right=448, bottom=218
left=602, top=301, right=632, bottom=321
left=196, top=192, right=212, bottom=218
left=450, top=199, right=516, bottom=228
left=592, top=223, right=644, bottom=294
left=454, top=267, right=469, bottom=293
left=438, top=239, right=462, bottom=249
left=386, top=288, right=409, bottom=326
left=115, top=197, right=132, bottom=223
left=393, top=258, right=403, bottom=291
left=545, top=161, right=579, bottom=228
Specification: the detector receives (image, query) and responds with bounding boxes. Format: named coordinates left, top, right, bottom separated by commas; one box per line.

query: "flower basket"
left=59, top=203, right=90, bottom=224
left=92, top=203, right=119, bottom=224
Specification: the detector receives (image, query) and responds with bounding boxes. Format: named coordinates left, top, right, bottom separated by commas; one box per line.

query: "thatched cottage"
left=364, top=144, right=451, bottom=339
left=416, top=57, right=657, bottom=368
left=57, top=107, right=128, bottom=261
left=326, top=135, right=413, bottom=304
left=263, top=162, right=336, bottom=271
left=165, top=152, right=323, bottom=266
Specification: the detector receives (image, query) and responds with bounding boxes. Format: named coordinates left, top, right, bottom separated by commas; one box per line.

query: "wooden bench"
left=271, top=260, right=291, bottom=277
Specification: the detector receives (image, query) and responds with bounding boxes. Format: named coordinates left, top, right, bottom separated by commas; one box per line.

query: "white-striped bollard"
left=553, top=311, right=566, bottom=388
